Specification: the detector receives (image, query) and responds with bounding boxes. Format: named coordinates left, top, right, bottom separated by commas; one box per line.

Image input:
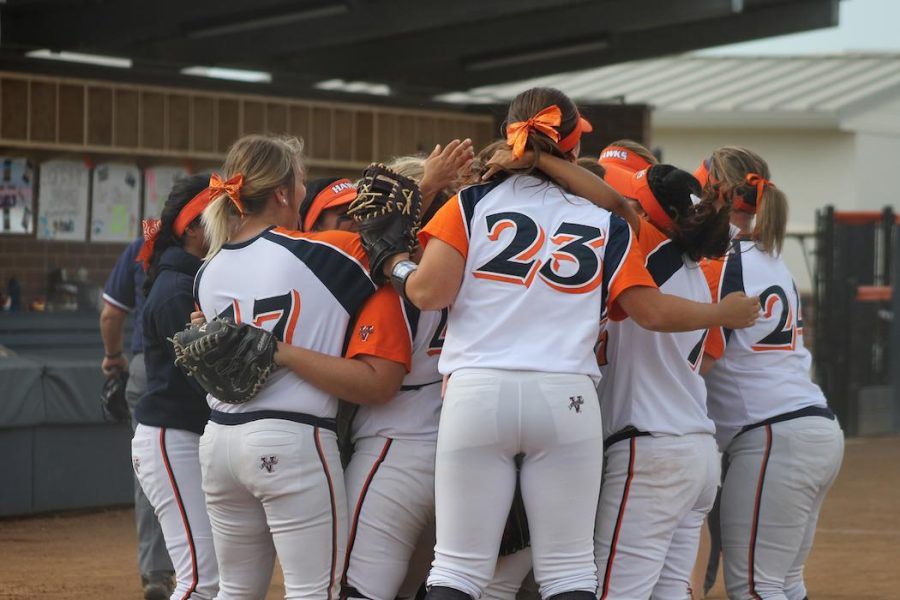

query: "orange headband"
left=604, top=166, right=674, bottom=233
left=599, top=145, right=653, bottom=173
left=693, top=157, right=711, bottom=187
left=733, top=172, right=774, bottom=214
left=135, top=187, right=215, bottom=270
left=209, top=173, right=245, bottom=215
left=558, top=115, right=593, bottom=154
left=506, top=105, right=561, bottom=159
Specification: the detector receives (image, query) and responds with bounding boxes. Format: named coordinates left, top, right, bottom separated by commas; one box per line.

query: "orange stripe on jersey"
left=345, top=286, right=413, bottom=371
left=636, top=219, right=670, bottom=259
left=272, top=226, right=370, bottom=270
left=418, top=195, right=469, bottom=259
left=700, top=258, right=726, bottom=360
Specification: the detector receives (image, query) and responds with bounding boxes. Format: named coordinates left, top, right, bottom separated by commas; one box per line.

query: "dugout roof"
left=1, top=0, right=839, bottom=105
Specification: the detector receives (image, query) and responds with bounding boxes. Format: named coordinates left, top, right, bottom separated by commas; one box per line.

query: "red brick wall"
left=0, top=237, right=129, bottom=307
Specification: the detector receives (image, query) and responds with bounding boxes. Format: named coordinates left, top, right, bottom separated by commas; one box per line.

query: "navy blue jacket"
left=135, top=246, right=210, bottom=434
left=102, top=238, right=146, bottom=354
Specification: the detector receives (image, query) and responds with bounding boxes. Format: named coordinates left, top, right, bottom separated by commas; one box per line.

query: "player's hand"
left=102, top=353, right=128, bottom=377
left=190, top=310, right=206, bottom=327
left=718, top=292, right=760, bottom=329
left=481, top=147, right=533, bottom=180
left=421, top=139, right=474, bottom=198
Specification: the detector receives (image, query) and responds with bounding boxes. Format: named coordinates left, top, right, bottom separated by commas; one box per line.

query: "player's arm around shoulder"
left=274, top=286, right=410, bottom=406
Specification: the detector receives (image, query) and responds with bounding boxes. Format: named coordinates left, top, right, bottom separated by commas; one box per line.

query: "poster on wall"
left=0, top=157, right=35, bottom=235
left=91, top=162, right=141, bottom=242
left=36, top=159, right=90, bottom=241
left=144, top=166, right=189, bottom=219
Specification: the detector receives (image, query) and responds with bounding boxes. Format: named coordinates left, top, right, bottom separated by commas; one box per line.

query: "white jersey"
left=702, top=240, right=827, bottom=447
left=195, top=226, right=378, bottom=417
left=419, top=175, right=654, bottom=377
left=597, top=222, right=716, bottom=439
left=351, top=305, right=446, bottom=442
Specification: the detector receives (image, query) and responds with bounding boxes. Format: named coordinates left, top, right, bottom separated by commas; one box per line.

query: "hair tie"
left=135, top=219, right=162, bottom=271
left=734, top=172, right=774, bottom=214
left=209, top=173, right=246, bottom=215
left=505, top=105, right=562, bottom=159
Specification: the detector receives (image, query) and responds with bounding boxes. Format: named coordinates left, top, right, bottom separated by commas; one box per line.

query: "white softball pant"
left=594, top=432, right=719, bottom=600
left=427, top=369, right=604, bottom=600
left=199, top=417, right=346, bottom=600
left=720, top=415, right=843, bottom=600
left=342, top=436, right=437, bottom=600
left=482, top=548, right=533, bottom=600
left=132, top=424, right=219, bottom=600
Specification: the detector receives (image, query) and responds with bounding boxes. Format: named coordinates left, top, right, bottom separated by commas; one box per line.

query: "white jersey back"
left=195, top=227, right=376, bottom=417
left=597, top=222, right=716, bottom=438
left=419, top=175, right=654, bottom=377
left=351, top=305, right=446, bottom=442
left=703, top=241, right=827, bottom=447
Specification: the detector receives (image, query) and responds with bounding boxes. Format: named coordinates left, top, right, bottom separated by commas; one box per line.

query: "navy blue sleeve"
left=146, top=283, right=206, bottom=397
left=103, top=238, right=143, bottom=312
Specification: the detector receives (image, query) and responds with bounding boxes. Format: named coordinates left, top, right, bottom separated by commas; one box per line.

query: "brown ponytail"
left=707, top=146, right=787, bottom=256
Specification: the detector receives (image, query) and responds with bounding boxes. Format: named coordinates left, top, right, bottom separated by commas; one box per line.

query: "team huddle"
left=114, top=86, right=844, bottom=600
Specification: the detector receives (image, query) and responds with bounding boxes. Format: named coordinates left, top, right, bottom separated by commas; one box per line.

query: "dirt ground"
left=1, top=435, right=898, bottom=600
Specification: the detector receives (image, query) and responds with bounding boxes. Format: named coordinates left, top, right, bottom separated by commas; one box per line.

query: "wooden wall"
left=0, top=71, right=495, bottom=305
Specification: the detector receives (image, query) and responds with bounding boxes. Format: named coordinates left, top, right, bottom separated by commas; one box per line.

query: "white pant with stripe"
left=199, top=419, right=346, bottom=600
left=720, top=416, right=843, bottom=600
left=427, top=369, right=604, bottom=600
left=132, top=424, right=219, bottom=600
left=594, top=432, right=719, bottom=600
left=342, top=436, right=437, bottom=600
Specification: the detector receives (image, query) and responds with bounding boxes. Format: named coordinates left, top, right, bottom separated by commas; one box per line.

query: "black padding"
left=424, top=586, right=472, bottom=600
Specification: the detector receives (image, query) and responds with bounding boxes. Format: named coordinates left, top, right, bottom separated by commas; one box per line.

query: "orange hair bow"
left=209, top=173, right=245, bottom=215
left=735, top=172, right=775, bottom=214
left=506, top=105, right=562, bottom=159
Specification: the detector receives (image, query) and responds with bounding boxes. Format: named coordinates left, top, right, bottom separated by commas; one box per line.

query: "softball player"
left=131, top=174, right=219, bottom=599
left=195, top=134, right=410, bottom=599
left=377, top=87, right=759, bottom=600
left=340, top=151, right=472, bottom=600
left=700, top=146, right=844, bottom=600
left=593, top=163, right=729, bottom=600
left=488, top=148, right=735, bottom=599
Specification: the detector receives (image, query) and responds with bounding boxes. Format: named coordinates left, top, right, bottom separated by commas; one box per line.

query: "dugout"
left=814, top=207, right=898, bottom=437
left=0, top=0, right=842, bottom=515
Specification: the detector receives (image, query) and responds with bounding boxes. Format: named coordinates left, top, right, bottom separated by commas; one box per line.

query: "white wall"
left=852, top=132, right=900, bottom=210
left=650, top=127, right=857, bottom=291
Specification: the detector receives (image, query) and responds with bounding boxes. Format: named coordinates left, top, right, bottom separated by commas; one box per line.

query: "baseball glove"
left=171, top=318, right=278, bottom=405
left=100, top=370, right=130, bottom=422
left=347, top=163, right=423, bottom=283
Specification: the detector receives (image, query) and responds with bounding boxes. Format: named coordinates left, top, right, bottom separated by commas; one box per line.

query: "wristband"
left=105, top=351, right=124, bottom=359
left=390, top=259, right=418, bottom=303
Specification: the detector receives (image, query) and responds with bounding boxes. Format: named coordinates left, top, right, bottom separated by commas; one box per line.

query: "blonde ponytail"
left=708, top=146, right=788, bottom=256
left=201, top=193, right=241, bottom=260
left=201, top=134, right=305, bottom=260
left=754, top=185, right=788, bottom=255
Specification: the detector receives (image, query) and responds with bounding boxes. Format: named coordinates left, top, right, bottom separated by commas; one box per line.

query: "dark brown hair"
left=647, top=164, right=730, bottom=262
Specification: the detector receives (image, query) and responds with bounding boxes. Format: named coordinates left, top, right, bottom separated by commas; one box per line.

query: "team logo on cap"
left=359, top=325, right=375, bottom=342
left=331, top=181, right=355, bottom=195
left=260, top=456, right=278, bottom=473
left=601, top=149, right=629, bottom=161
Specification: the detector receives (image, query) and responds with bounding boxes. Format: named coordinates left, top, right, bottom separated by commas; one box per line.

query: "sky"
left=697, top=0, right=900, bottom=55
